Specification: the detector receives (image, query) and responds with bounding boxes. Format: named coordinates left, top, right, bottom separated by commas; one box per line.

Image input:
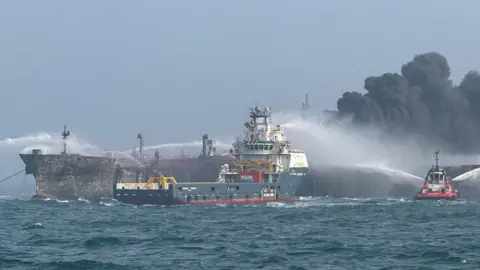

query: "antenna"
left=301, top=93, right=310, bottom=118
left=434, top=150, right=440, bottom=168
left=137, top=134, right=143, bottom=157
left=61, top=125, right=70, bottom=154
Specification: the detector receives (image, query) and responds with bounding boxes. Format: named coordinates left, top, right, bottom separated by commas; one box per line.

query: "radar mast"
left=434, top=150, right=440, bottom=169
left=301, top=93, right=310, bottom=117
left=61, top=125, right=70, bottom=154
left=137, top=134, right=144, bottom=157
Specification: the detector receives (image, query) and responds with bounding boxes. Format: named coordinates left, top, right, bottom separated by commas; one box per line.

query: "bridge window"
left=434, top=173, right=440, bottom=184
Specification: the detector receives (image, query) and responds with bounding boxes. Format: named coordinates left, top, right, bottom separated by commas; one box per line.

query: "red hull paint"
left=118, top=197, right=295, bottom=206
left=183, top=197, right=294, bottom=205
left=414, top=192, right=458, bottom=200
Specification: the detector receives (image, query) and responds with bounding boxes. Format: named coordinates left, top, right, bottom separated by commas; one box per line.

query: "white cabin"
left=222, top=105, right=308, bottom=178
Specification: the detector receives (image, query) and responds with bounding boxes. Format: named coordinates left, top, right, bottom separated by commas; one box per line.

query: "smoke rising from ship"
left=333, top=51, right=480, bottom=155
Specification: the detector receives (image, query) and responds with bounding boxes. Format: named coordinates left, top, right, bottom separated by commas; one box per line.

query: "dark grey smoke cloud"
left=335, top=52, right=480, bottom=154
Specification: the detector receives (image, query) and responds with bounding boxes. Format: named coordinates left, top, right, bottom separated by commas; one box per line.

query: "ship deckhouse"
left=235, top=106, right=290, bottom=155
left=424, top=150, right=449, bottom=188
left=218, top=105, right=308, bottom=183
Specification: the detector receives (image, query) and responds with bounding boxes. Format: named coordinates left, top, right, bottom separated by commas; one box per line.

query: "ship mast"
left=61, top=125, right=70, bottom=154
left=301, top=93, right=310, bottom=118
left=301, top=94, right=315, bottom=195
left=137, top=133, right=143, bottom=157
left=434, top=150, right=440, bottom=169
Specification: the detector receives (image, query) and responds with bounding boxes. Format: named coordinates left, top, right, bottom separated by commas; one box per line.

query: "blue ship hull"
left=113, top=171, right=306, bottom=206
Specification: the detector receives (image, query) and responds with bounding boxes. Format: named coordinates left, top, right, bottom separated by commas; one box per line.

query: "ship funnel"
left=201, top=134, right=208, bottom=157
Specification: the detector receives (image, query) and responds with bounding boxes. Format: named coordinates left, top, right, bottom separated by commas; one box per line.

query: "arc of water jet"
left=0, top=133, right=54, bottom=146
left=124, top=140, right=233, bottom=153
left=352, top=164, right=423, bottom=181
left=452, top=168, right=480, bottom=182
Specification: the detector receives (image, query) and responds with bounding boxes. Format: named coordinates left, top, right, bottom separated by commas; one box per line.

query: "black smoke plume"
left=335, top=52, right=480, bottom=154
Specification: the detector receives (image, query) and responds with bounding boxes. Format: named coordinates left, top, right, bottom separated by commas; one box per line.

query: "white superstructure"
left=218, top=105, right=308, bottom=183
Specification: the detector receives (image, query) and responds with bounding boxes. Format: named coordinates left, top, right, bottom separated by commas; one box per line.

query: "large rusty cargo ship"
left=19, top=126, right=233, bottom=200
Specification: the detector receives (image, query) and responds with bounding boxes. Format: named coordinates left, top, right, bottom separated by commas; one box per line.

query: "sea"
left=0, top=196, right=478, bottom=270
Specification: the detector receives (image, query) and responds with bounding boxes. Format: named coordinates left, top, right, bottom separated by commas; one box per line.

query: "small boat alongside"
left=414, top=150, right=458, bottom=201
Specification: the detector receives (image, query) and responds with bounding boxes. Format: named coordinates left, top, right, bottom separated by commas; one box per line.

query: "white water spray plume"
left=273, top=110, right=480, bottom=174
left=126, top=139, right=233, bottom=156
left=18, top=134, right=101, bottom=156
left=0, top=133, right=53, bottom=147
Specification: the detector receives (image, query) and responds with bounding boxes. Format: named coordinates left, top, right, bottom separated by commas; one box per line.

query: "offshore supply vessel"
left=19, top=127, right=233, bottom=200
left=414, top=150, right=458, bottom=200
left=113, top=105, right=309, bottom=205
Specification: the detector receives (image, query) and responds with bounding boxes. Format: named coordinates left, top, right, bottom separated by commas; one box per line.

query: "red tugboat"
left=414, top=150, right=458, bottom=200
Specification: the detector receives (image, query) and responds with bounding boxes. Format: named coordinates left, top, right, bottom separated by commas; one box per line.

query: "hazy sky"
left=1, top=1, right=480, bottom=193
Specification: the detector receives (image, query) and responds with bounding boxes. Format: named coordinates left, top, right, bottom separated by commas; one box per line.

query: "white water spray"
left=452, top=168, right=480, bottom=182
left=142, top=140, right=232, bottom=152
left=352, top=164, right=423, bottom=182
left=125, top=139, right=233, bottom=157
left=0, top=133, right=53, bottom=147
left=18, top=133, right=101, bottom=156
left=274, top=111, right=430, bottom=174
left=103, top=151, right=144, bottom=167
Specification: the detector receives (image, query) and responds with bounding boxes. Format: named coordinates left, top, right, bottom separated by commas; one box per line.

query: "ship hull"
left=20, top=153, right=233, bottom=200
left=20, top=153, right=119, bottom=200
left=113, top=172, right=305, bottom=206
left=413, top=192, right=458, bottom=200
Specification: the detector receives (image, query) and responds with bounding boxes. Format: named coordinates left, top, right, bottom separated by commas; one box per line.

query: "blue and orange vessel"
left=113, top=105, right=309, bottom=205
left=414, top=150, right=458, bottom=201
